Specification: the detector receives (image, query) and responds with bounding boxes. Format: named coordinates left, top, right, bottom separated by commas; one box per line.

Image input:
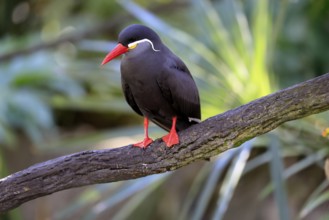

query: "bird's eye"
left=128, top=38, right=137, bottom=44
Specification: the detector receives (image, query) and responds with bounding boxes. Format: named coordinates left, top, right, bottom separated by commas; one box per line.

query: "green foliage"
left=0, top=51, right=84, bottom=145
left=1, top=0, right=329, bottom=219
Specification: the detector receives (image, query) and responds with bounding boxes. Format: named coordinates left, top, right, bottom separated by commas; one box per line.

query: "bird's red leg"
left=162, top=116, right=179, bottom=147
left=133, top=118, right=153, bottom=148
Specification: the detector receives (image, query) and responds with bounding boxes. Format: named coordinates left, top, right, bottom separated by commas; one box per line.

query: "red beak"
left=101, top=43, right=128, bottom=65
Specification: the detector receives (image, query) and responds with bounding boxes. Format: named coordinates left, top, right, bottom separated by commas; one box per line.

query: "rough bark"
left=1, top=73, right=329, bottom=213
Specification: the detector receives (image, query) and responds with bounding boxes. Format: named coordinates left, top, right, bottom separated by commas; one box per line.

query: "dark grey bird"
left=101, top=24, right=200, bottom=148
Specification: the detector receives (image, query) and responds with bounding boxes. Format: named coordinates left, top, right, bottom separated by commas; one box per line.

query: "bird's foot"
left=133, top=137, right=153, bottom=148
left=162, top=131, right=179, bottom=147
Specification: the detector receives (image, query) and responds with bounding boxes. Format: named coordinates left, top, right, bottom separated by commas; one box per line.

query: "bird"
left=101, top=24, right=200, bottom=148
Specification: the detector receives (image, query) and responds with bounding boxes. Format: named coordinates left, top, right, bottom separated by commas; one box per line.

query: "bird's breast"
left=120, top=57, right=175, bottom=117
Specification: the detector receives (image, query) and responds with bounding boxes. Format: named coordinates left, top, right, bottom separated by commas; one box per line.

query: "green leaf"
left=190, top=148, right=239, bottom=220
left=268, top=135, right=290, bottom=220
left=212, top=140, right=253, bottom=220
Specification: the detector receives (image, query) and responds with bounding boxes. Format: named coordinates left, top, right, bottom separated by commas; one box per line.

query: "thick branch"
left=1, top=73, right=329, bottom=213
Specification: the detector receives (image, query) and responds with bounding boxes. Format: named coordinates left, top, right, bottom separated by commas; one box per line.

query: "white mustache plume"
left=128, top=38, right=160, bottom=52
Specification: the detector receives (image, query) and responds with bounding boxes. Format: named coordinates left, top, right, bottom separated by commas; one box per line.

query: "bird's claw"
left=162, top=132, right=179, bottom=147
left=133, top=137, right=153, bottom=148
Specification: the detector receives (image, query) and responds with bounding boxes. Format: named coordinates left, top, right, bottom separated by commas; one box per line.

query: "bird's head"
left=101, top=24, right=162, bottom=65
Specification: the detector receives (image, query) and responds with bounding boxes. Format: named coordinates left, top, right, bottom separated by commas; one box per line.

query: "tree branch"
left=1, top=73, right=329, bottom=213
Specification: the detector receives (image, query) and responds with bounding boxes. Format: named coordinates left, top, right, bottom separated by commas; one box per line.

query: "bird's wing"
left=157, top=56, right=201, bottom=120
left=122, top=79, right=143, bottom=116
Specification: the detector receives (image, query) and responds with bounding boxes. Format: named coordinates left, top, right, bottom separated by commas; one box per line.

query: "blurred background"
left=1, top=0, right=329, bottom=219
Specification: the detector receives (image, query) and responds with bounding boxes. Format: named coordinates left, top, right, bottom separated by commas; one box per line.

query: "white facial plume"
left=128, top=38, right=160, bottom=52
